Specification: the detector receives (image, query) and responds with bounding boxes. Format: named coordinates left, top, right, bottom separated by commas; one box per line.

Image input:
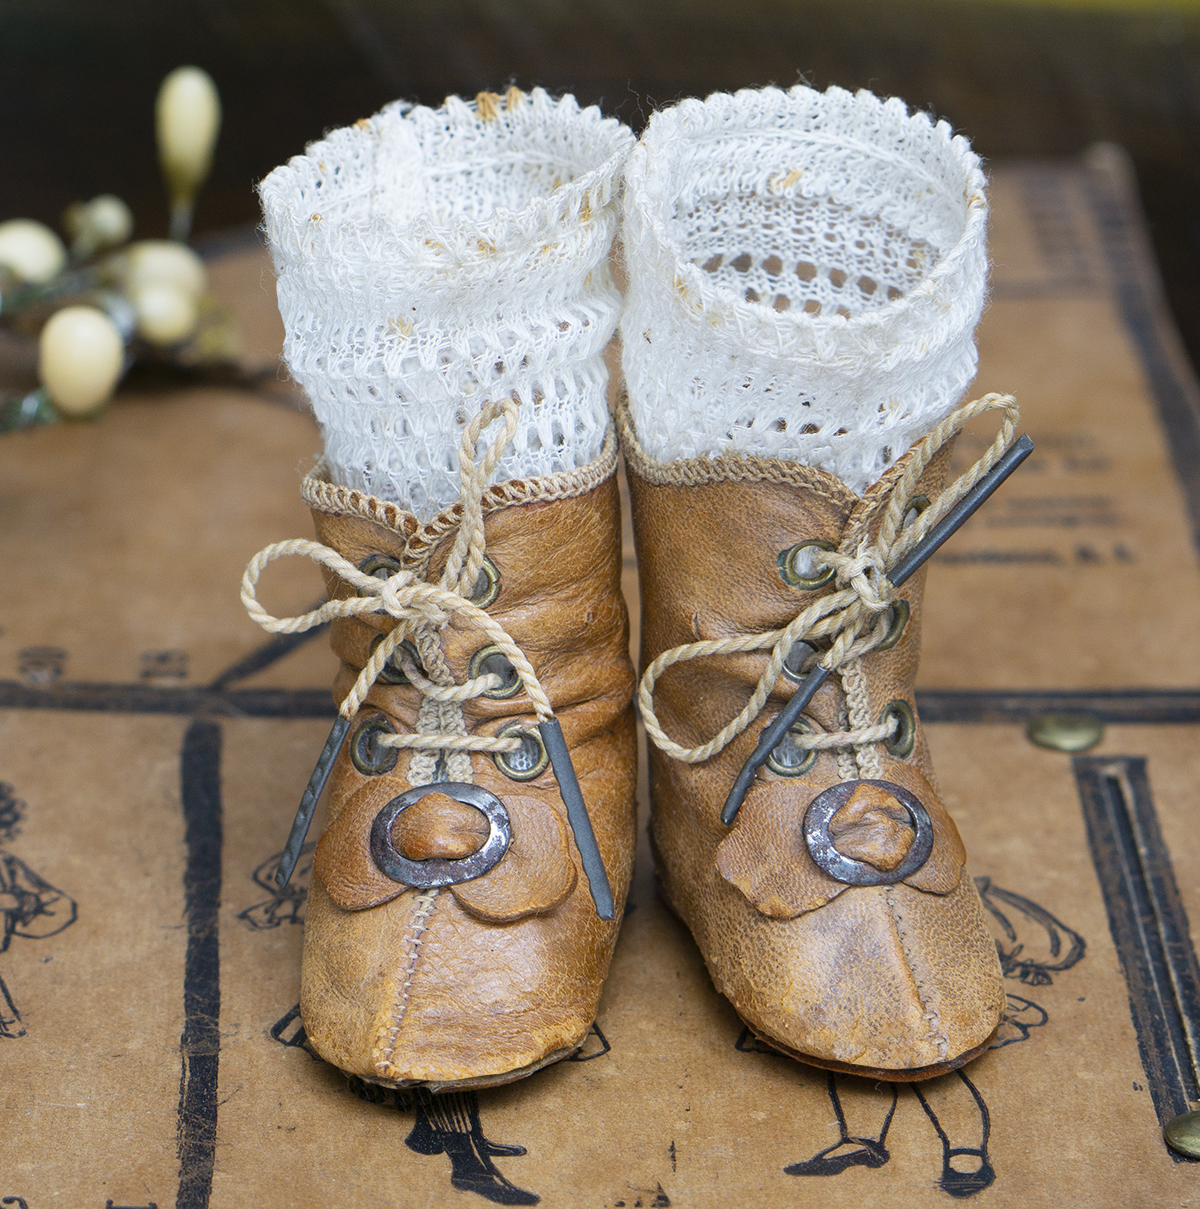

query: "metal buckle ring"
left=369, top=782, right=511, bottom=888
left=802, top=778, right=934, bottom=886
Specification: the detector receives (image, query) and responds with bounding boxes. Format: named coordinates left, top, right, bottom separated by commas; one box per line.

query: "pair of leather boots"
left=243, top=87, right=1013, bottom=1094
left=243, top=391, right=1011, bottom=1092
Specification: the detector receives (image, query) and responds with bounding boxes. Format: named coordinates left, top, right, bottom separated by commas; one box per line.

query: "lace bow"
left=241, top=399, right=553, bottom=760
left=639, top=393, right=1019, bottom=767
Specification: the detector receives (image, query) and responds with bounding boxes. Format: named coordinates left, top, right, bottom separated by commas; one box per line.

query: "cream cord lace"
left=639, top=393, right=1019, bottom=768
left=241, top=398, right=552, bottom=767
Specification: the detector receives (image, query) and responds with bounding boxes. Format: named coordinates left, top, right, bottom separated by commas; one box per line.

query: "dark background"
left=7, top=0, right=1200, bottom=368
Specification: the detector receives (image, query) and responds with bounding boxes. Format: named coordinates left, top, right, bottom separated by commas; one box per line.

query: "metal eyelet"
left=350, top=716, right=399, bottom=775
left=782, top=641, right=818, bottom=683
left=903, top=495, right=931, bottom=530
left=766, top=719, right=819, bottom=776
left=358, top=553, right=402, bottom=596
left=468, top=645, right=522, bottom=699
left=493, top=723, right=549, bottom=781
left=778, top=540, right=835, bottom=589
left=369, top=634, right=424, bottom=686
left=881, top=699, right=916, bottom=759
left=875, top=600, right=911, bottom=651
left=470, top=557, right=501, bottom=608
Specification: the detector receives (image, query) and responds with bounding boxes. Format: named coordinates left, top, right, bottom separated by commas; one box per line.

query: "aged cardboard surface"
left=2, top=154, right=1199, bottom=1208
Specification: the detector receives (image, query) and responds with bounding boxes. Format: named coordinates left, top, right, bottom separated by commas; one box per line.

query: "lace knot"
left=825, top=544, right=892, bottom=613
left=241, top=395, right=555, bottom=778
left=637, top=392, right=1020, bottom=767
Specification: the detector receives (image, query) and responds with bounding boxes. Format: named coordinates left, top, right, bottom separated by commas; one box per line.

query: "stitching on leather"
left=304, top=422, right=618, bottom=538
left=373, top=887, right=441, bottom=1075
left=884, top=885, right=951, bottom=1059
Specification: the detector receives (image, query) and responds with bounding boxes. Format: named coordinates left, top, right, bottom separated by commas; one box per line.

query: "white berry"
left=38, top=306, right=125, bottom=415
left=120, top=239, right=207, bottom=298
left=0, top=219, right=68, bottom=284
left=133, top=283, right=199, bottom=345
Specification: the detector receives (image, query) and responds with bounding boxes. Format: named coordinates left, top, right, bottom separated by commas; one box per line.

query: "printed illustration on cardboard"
left=0, top=782, right=77, bottom=1037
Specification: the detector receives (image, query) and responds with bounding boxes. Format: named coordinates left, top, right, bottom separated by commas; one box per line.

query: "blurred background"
left=6, top=0, right=1200, bottom=368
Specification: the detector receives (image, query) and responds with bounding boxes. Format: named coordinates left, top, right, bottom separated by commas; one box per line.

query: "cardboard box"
left=0, top=147, right=1197, bottom=1207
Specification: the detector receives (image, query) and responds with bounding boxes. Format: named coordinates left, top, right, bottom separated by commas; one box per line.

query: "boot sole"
left=745, top=1024, right=1000, bottom=1082
left=356, top=1037, right=587, bottom=1094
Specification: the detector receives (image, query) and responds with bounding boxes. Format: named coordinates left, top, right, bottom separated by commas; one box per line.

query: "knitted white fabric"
left=260, top=89, right=633, bottom=519
left=621, top=85, right=989, bottom=492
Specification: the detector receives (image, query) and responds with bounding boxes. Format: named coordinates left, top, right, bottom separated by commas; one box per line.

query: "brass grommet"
left=493, top=722, right=549, bottom=781
left=782, top=640, right=818, bottom=683
left=470, top=556, right=501, bottom=607
left=881, top=699, right=916, bottom=759
left=350, top=716, right=399, bottom=776
left=766, top=719, right=819, bottom=776
left=875, top=599, right=911, bottom=651
left=369, top=634, right=424, bottom=686
left=903, top=494, right=931, bottom=529
left=1165, top=1110, right=1200, bottom=1159
left=468, top=645, right=522, bottom=699
left=358, top=553, right=402, bottom=596
left=778, top=540, right=836, bottom=589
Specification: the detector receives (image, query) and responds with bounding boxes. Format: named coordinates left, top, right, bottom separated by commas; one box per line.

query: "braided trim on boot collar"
left=302, top=421, right=618, bottom=541
left=618, top=394, right=919, bottom=512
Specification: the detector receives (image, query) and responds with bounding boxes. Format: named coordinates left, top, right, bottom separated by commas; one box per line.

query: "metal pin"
left=538, top=717, right=615, bottom=920
left=1027, top=711, right=1104, bottom=752
left=1165, top=1109, right=1200, bottom=1159
left=721, top=434, right=1035, bottom=826
left=275, top=715, right=350, bottom=888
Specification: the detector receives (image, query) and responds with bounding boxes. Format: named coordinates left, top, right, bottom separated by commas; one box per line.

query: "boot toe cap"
left=701, top=871, right=1005, bottom=1075
left=301, top=877, right=612, bottom=1088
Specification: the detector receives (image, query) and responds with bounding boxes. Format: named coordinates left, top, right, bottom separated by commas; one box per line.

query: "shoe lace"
left=638, top=393, right=1019, bottom=770
left=240, top=397, right=553, bottom=771
left=240, top=396, right=616, bottom=918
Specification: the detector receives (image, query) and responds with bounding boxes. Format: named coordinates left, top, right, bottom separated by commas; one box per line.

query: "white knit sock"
left=260, top=88, right=633, bottom=520
left=620, top=85, right=988, bottom=493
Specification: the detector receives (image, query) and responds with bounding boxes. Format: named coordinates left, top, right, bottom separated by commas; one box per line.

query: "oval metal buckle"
left=369, top=782, right=511, bottom=888
left=802, top=778, right=934, bottom=886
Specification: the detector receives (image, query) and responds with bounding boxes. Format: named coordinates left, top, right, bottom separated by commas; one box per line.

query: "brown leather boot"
left=244, top=404, right=636, bottom=1090
left=622, top=395, right=1007, bottom=1080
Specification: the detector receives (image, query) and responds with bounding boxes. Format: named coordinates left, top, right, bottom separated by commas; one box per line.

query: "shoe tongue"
left=828, top=782, right=914, bottom=872
left=390, top=792, right=490, bottom=861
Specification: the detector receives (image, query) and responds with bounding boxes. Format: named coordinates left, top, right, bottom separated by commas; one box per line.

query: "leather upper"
left=299, top=449, right=638, bottom=1088
left=622, top=401, right=1005, bottom=1077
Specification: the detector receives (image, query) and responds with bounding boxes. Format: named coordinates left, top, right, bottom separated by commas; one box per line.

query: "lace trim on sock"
left=621, top=84, right=988, bottom=493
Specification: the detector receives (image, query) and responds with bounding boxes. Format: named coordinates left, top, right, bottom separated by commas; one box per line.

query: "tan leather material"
left=714, top=762, right=964, bottom=919
left=715, top=777, right=847, bottom=918
left=299, top=453, right=637, bottom=1088
left=451, top=793, right=578, bottom=923
left=623, top=402, right=1005, bottom=1076
left=314, top=776, right=409, bottom=910
left=300, top=877, right=612, bottom=1089
left=390, top=793, right=490, bottom=861
left=869, top=761, right=965, bottom=895
left=314, top=765, right=580, bottom=921
left=829, top=783, right=914, bottom=870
